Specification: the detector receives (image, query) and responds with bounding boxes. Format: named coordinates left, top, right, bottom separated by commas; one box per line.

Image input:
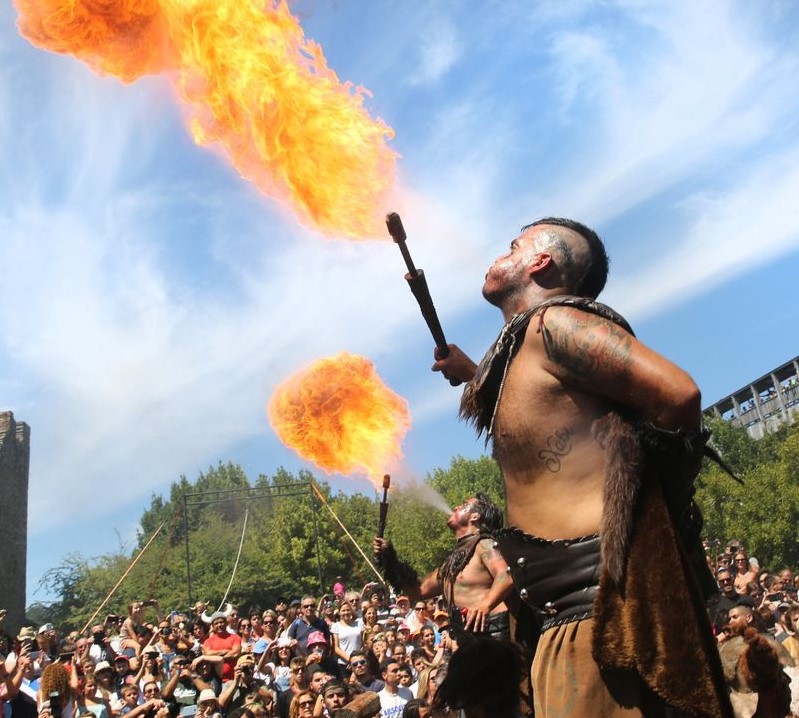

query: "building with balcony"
left=704, top=355, right=799, bottom=439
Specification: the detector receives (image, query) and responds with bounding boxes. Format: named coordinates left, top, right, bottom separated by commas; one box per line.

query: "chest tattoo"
left=537, top=427, right=573, bottom=472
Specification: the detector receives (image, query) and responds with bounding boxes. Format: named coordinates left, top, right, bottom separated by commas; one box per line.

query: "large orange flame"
left=268, top=352, right=411, bottom=485
left=14, top=0, right=397, bottom=238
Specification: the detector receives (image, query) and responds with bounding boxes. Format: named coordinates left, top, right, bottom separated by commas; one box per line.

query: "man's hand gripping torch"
left=385, top=212, right=461, bottom=387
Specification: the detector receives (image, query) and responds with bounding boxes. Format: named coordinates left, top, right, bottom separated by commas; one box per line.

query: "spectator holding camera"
left=190, top=656, right=223, bottom=697
left=219, top=655, right=271, bottom=713
left=154, top=622, right=180, bottom=674
left=38, top=662, right=74, bottom=718
left=90, top=624, right=118, bottom=666
left=134, top=648, right=167, bottom=693
left=161, top=654, right=198, bottom=714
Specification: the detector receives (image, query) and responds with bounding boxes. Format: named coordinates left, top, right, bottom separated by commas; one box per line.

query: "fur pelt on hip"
left=592, top=478, right=733, bottom=718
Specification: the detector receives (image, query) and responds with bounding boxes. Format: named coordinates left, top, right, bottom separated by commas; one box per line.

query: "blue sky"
left=2, top=0, right=799, bottom=605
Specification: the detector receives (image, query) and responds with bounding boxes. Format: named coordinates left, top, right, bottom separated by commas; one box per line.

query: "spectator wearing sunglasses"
left=347, top=650, right=383, bottom=693
left=288, top=691, right=314, bottom=718
left=286, top=599, right=330, bottom=656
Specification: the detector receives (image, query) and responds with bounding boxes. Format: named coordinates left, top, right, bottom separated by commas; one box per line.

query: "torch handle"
left=405, top=271, right=461, bottom=386
left=378, top=503, right=389, bottom=539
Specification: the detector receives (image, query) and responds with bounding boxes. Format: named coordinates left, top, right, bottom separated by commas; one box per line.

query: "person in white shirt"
left=377, top=659, right=413, bottom=718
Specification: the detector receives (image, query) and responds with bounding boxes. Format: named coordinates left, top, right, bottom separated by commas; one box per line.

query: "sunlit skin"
left=323, top=688, right=347, bottom=713
left=432, top=224, right=701, bottom=539
left=295, top=692, right=314, bottom=718
left=374, top=495, right=512, bottom=632
left=727, top=607, right=753, bottom=637
left=381, top=662, right=402, bottom=694
left=331, top=603, right=357, bottom=663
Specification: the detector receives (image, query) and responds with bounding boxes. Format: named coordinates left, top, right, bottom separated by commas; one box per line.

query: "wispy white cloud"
left=4, top=0, right=799, bottom=597
left=409, top=16, right=460, bottom=87
left=527, top=1, right=798, bottom=224
left=607, top=147, right=799, bottom=319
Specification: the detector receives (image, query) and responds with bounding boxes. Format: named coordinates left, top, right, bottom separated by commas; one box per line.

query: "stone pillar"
left=750, top=385, right=765, bottom=423
left=0, top=411, right=30, bottom=634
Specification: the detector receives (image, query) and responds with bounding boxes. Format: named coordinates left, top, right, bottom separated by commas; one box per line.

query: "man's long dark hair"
left=437, top=494, right=503, bottom=586
left=472, top=492, right=503, bottom=533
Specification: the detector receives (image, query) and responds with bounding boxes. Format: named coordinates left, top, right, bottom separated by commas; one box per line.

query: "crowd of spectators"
left=0, top=582, right=461, bottom=718
left=706, top=540, right=799, bottom=716
left=7, top=539, right=799, bottom=718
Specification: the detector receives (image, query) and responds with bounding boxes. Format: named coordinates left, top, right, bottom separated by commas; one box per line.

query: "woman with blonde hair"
left=415, top=665, right=439, bottom=704
left=75, top=675, right=111, bottom=718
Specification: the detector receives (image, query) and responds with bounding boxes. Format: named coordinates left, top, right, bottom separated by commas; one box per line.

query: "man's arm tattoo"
left=542, top=311, right=633, bottom=381
left=538, top=427, right=573, bottom=472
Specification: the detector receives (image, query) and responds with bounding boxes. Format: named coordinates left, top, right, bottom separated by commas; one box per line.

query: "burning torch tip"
left=382, top=474, right=391, bottom=489
left=385, top=212, right=406, bottom=243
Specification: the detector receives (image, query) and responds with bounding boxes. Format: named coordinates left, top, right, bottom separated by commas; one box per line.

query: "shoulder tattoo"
left=542, top=310, right=633, bottom=380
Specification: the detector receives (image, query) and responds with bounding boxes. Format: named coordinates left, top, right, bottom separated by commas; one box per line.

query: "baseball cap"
left=307, top=630, right=327, bottom=647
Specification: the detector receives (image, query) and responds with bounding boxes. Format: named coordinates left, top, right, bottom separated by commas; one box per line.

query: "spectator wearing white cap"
left=93, top=661, right=120, bottom=709
left=36, top=624, right=58, bottom=663
left=196, top=687, right=220, bottom=716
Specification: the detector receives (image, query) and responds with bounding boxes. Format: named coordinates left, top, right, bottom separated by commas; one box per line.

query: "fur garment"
left=592, top=478, right=732, bottom=718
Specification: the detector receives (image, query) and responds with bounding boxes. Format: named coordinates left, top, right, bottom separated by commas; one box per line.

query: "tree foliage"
left=30, top=456, right=504, bottom=632
left=696, top=418, right=799, bottom=570
left=32, top=419, right=799, bottom=632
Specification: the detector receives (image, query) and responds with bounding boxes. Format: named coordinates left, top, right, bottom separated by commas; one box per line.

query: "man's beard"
left=482, top=274, right=524, bottom=312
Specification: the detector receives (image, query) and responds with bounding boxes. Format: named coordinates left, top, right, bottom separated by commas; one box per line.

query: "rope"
left=310, top=482, right=384, bottom=583
left=147, top=506, right=183, bottom=599
left=217, top=507, right=250, bottom=611
left=80, top=523, right=165, bottom=634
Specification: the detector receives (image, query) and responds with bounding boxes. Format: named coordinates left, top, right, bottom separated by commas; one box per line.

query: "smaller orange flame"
left=268, top=352, right=411, bottom=486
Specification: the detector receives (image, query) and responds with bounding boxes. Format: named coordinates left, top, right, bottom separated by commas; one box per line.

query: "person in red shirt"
left=202, top=613, right=241, bottom=681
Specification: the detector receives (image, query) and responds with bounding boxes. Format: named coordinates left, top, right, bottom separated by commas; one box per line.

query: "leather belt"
left=495, top=529, right=601, bottom=631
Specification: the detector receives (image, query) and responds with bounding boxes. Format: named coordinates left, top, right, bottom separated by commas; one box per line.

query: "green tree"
left=427, top=455, right=504, bottom=509
left=27, top=453, right=526, bottom=630
left=696, top=420, right=799, bottom=571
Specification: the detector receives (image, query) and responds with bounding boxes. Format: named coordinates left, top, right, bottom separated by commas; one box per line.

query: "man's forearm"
left=377, top=540, right=421, bottom=595
left=218, top=680, right=237, bottom=707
